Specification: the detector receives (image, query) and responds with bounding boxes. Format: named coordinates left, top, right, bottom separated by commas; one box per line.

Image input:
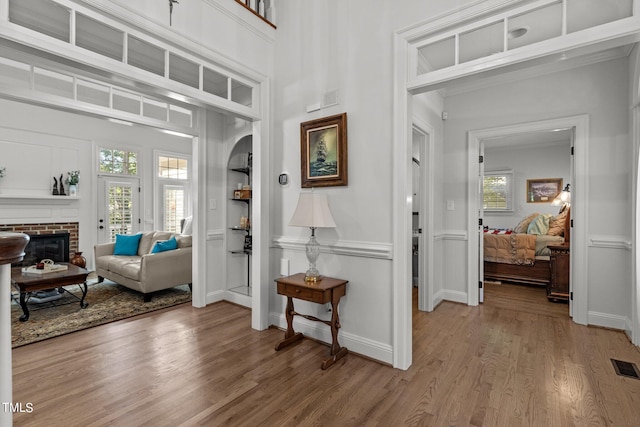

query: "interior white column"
left=0, top=263, right=12, bottom=427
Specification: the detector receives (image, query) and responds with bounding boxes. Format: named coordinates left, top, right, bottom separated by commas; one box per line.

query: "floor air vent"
left=611, top=359, right=640, bottom=379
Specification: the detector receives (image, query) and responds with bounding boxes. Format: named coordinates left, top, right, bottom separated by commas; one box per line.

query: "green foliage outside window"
left=483, top=173, right=511, bottom=210
left=100, top=149, right=138, bottom=175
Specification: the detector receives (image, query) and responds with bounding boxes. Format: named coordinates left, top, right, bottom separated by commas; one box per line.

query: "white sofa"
left=94, top=231, right=192, bottom=302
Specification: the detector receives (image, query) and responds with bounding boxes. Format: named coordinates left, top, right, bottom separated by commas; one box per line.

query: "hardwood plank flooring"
left=11, top=288, right=640, bottom=426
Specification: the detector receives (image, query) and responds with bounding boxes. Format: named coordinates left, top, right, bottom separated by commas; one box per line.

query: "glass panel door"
left=97, top=176, right=140, bottom=244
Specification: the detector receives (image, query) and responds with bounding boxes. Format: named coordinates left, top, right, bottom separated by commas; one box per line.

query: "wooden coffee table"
left=11, top=263, right=90, bottom=322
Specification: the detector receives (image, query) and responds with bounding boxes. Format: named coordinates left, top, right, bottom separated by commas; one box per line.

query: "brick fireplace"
left=0, top=222, right=79, bottom=255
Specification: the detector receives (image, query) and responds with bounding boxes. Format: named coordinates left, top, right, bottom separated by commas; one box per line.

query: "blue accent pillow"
left=113, top=233, right=143, bottom=256
left=151, top=236, right=178, bottom=254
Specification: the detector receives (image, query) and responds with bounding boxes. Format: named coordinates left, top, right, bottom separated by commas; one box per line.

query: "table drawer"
left=277, top=282, right=329, bottom=304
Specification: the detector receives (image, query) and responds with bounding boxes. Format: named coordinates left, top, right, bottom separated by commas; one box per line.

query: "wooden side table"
left=548, top=244, right=570, bottom=302
left=274, top=273, right=348, bottom=370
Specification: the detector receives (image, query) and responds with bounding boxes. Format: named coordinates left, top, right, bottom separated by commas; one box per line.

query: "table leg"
left=18, top=290, right=29, bottom=322
left=321, top=292, right=348, bottom=370
left=79, top=282, right=88, bottom=309
left=274, top=296, right=303, bottom=351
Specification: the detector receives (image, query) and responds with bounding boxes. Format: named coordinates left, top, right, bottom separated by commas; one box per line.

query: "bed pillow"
left=513, top=213, right=540, bottom=234
left=548, top=209, right=568, bottom=236
left=151, top=236, right=178, bottom=254
left=527, top=214, right=553, bottom=235
left=113, top=233, right=143, bottom=256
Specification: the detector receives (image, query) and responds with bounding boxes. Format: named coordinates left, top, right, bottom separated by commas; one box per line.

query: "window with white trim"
left=156, top=153, right=191, bottom=233
left=483, top=170, right=514, bottom=211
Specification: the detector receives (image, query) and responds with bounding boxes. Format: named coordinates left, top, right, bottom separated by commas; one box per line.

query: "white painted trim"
left=391, top=31, right=413, bottom=370
left=226, top=290, right=252, bottom=308
left=192, top=134, right=207, bottom=309
left=269, top=313, right=393, bottom=365
left=271, top=236, right=393, bottom=260
left=467, top=115, right=589, bottom=323
left=441, top=290, right=468, bottom=305
left=206, top=289, right=225, bottom=305
left=435, top=230, right=468, bottom=241
left=207, top=229, right=225, bottom=241
left=587, top=311, right=629, bottom=331
left=589, top=235, right=633, bottom=251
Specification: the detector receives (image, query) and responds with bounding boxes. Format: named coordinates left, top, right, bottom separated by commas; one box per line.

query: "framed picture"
left=300, top=113, right=348, bottom=188
left=526, top=178, right=563, bottom=203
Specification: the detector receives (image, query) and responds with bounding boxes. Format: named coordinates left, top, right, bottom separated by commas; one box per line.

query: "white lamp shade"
left=552, top=187, right=571, bottom=206
left=289, top=192, right=336, bottom=228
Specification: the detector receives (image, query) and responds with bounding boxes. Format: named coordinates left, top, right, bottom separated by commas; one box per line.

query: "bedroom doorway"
left=470, top=115, right=588, bottom=321
left=480, top=130, right=572, bottom=314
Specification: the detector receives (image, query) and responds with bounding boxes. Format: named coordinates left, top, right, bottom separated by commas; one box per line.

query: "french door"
left=97, top=176, right=140, bottom=244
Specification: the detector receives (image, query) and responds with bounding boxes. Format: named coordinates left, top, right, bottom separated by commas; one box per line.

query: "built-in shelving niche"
left=226, top=135, right=252, bottom=308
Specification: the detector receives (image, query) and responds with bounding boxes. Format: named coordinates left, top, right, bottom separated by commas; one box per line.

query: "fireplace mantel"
left=0, top=195, right=81, bottom=201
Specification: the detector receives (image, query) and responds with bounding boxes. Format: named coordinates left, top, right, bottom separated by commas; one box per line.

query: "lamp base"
left=304, top=267, right=322, bottom=282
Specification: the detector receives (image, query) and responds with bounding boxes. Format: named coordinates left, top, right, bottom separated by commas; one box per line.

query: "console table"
left=274, top=273, right=348, bottom=370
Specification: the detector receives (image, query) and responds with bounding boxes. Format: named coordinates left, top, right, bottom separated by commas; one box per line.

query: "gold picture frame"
left=526, top=178, right=563, bottom=203
left=300, top=113, right=348, bottom=188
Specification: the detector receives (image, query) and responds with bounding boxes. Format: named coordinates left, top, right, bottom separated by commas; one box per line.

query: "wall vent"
left=611, top=359, right=640, bottom=379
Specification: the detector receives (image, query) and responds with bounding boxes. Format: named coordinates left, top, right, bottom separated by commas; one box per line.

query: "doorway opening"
left=411, top=120, right=435, bottom=313
left=468, top=115, right=588, bottom=322
left=479, top=128, right=573, bottom=317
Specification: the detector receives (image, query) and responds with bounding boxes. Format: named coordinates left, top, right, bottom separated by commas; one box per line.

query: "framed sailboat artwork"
left=300, top=112, right=348, bottom=188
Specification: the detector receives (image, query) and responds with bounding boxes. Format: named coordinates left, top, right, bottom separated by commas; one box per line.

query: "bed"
left=483, top=208, right=570, bottom=286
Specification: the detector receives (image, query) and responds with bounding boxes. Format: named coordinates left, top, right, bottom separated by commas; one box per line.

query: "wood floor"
left=12, top=284, right=640, bottom=426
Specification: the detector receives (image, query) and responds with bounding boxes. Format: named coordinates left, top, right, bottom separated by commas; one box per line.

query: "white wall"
left=443, top=57, right=633, bottom=327
left=97, top=0, right=275, bottom=78
left=269, top=0, right=482, bottom=363
left=484, top=141, right=571, bottom=229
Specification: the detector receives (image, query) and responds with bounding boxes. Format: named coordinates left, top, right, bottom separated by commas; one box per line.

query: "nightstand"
left=548, top=244, right=570, bottom=302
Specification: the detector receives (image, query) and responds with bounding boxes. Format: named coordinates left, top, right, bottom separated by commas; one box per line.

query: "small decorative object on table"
left=59, top=174, right=66, bottom=196
left=52, top=177, right=59, bottom=195
left=70, top=251, right=87, bottom=268
left=66, top=170, right=79, bottom=196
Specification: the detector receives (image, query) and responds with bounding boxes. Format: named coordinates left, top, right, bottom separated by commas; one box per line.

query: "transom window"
left=99, top=149, right=138, bottom=175
left=158, top=156, right=188, bottom=179
left=483, top=170, right=513, bottom=211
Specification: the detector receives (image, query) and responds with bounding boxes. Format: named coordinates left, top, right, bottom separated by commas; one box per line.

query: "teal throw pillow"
left=151, top=236, right=178, bottom=254
left=113, top=233, right=143, bottom=256
left=527, top=214, right=553, bottom=235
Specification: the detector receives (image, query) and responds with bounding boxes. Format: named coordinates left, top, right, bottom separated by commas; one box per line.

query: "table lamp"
left=552, top=183, right=571, bottom=212
left=289, top=192, right=336, bottom=282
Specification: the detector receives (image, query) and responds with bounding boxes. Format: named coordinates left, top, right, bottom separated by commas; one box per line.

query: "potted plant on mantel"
left=66, top=170, right=79, bottom=196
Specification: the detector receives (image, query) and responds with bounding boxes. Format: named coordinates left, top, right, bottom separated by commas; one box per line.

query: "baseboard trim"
left=205, top=289, right=225, bottom=305
left=269, top=313, right=393, bottom=365
left=587, top=311, right=627, bottom=331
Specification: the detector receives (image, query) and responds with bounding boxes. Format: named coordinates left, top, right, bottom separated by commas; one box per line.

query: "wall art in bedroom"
left=526, top=178, right=562, bottom=203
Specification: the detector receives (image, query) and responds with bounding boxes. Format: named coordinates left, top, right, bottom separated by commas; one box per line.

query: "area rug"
left=11, top=279, right=191, bottom=348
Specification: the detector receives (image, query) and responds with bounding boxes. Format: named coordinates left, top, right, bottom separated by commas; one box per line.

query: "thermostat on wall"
left=278, top=173, right=288, bottom=185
